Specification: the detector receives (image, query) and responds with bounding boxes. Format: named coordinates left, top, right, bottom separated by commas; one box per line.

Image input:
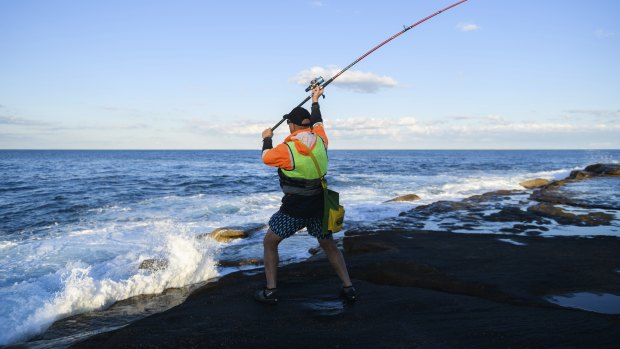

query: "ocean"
left=1, top=149, right=619, bottom=346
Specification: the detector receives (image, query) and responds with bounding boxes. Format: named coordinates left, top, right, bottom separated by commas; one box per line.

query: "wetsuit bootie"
left=254, top=288, right=278, bottom=304
left=340, top=285, right=357, bottom=303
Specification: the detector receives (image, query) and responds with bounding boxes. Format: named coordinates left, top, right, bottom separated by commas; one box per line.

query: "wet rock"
left=527, top=203, right=613, bottom=226
left=466, top=190, right=522, bottom=204
left=531, top=176, right=620, bottom=210
left=514, top=224, right=549, bottom=232
left=542, top=164, right=620, bottom=189
left=568, top=170, right=593, bottom=180
left=499, top=227, right=521, bottom=234
left=343, top=235, right=398, bottom=255
left=530, top=188, right=571, bottom=205
left=76, top=230, right=620, bottom=349
left=139, top=259, right=169, bottom=271
left=218, top=258, right=262, bottom=268
left=480, top=189, right=521, bottom=197
left=483, top=207, right=548, bottom=225
left=584, top=163, right=620, bottom=176
left=414, top=200, right=475, bottom=214
left=308, top=246, right=322, bottom=255
left=385, top=194, right=421, bottom=203
left=519, top=178, right=550, bottom=189
left=198, top=223, right=267, bottom=242
left=484, top=207, right=528, bottom=222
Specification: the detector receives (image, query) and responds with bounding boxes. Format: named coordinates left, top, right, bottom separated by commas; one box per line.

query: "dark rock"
left=76, top=231, right=620, bottom=349
left=531, top=172, right=620, bottom=210
left=584, top=163, right=620, bottom=176
left=385, top=194, right=421, bottom=203
left=499, top=227, right=521, bottom=234
left=569, top=170, right=593, bottom=180
left=308, top=246, right=322, bottom=255
left=414, top=200, right=474, bottom=214
left=530, top=187, right=573, bottom=205
left=343, top=235, right=398, bottom=255
left=483, top=207, right=545, bottom=224
left=527, top=203, right=613, bottom=226
left=138, top=259, right=169, bottom=271
left=499, top=223, right=549, bottom=234
left=481, top=189, right=520, bottom=197
left=218, top=258, right=262, bottom=268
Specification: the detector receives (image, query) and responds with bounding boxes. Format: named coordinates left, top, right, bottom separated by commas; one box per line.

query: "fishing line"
left=272, top=0, right=469, bottom=131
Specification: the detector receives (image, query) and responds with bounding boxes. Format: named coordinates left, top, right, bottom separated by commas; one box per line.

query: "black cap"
left=285, top=107, right=311, bottom=126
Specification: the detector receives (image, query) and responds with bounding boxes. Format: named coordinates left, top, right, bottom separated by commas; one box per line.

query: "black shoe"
left=254, top=288, right=278, bottom=304
left=340, top=285, right=357, bottom=303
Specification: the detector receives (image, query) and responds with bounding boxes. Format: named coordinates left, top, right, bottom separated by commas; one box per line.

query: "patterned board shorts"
left=268, top=210, right=332, bottom=240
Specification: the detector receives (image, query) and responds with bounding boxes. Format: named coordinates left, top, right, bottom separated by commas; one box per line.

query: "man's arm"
left=261, top=128, right=293, bottom=170
left=310, top=86, right=323, bottom=126
left=262, top=128, right=273, bottom=153
left=310, top=86, right=328, bottom=148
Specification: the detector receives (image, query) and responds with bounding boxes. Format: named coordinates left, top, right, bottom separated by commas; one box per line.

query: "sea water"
left=1, top=149, right=619, bottom=345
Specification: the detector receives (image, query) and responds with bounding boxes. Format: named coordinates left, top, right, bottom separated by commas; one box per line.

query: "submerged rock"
left=483, top=207, right=548, bottom=225
left=198, top=223, right=267, bottom=243
left=519, top=178, right=550, bottom=189
left=532, top=176, right=620, bottom=210
left=308, top=246, right=322, bottom=255
left=139, top=259, right=169, bottom=271
left=527, top=203, right=613, bottom=226
left=386, top=194, right=421, bottom=203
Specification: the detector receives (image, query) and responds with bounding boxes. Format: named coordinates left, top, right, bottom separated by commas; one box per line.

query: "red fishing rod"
left=272, top=0, right=469, bottom=131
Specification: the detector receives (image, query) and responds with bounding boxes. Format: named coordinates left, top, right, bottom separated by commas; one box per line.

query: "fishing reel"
left=305, top=76, right=325, bottom=92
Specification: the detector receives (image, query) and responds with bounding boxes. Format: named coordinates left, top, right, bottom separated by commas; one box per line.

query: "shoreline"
left=13, top=163, right=620, bottom=348
left=72, top=229, right=620, bottom=348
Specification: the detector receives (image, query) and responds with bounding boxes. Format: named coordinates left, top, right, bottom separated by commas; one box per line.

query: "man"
left=256, top=86, right=356, bottom=304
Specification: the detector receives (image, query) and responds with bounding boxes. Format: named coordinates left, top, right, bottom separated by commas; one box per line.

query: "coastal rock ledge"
left=63, top=163, right=620, bottom=349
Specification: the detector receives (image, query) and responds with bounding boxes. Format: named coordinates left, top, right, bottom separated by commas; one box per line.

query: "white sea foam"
left=497, top=238, right=527, bottom=246
left=0, top=219, right=219, bottom=345
left=2, top=158, right=617, bottom=345
left=0, top=241, right=17, bottom=250
left=525, top=167, right=580, bottom=181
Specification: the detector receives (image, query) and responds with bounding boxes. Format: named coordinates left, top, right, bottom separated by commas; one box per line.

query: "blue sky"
left=1, top=0, right=618, bottom=149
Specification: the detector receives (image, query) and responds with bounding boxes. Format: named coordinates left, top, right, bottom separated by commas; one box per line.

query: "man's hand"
left=312, top=86, right=324, bottom=103
left=262, top=128, right=273, bottom=139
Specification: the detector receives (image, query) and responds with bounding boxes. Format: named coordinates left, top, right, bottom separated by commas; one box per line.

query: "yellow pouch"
left=323, top=188, right=345, bottom=233
left=327, top=205, right=345, bottom=233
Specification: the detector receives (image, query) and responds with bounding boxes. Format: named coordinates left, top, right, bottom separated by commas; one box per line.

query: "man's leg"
left=263, top=229, right=283, bottom=289
left=319, top=238, right=352, bottom=287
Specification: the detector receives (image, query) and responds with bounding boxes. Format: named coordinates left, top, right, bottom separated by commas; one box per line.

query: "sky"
left=0, top=0, right=619, bottom=149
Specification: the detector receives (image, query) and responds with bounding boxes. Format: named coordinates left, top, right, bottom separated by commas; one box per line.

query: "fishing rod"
left=271, top=0, right=469, bottom=131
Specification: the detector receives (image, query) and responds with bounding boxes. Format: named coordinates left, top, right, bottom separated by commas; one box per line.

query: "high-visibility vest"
left=278, top=136, right=328, bottom=196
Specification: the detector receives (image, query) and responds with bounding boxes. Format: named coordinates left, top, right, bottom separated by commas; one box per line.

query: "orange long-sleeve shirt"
left=262, top=123, right=328, bottom=170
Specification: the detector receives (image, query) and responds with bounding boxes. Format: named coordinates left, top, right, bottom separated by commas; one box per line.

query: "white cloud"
left=184, top=115, right=620, bottom=142
left=185, top=118, right=281, bottom=137
left=595, top=28, right=615, bottom=39
left=457, top=23, right=480, bottom=32
left=565, top=109, right=620, bottom=118
left=310, top=1, right=324, bottom=7
left=0, top=115, right=49, bottom=126
left=292, top=66, right=398, bottom=93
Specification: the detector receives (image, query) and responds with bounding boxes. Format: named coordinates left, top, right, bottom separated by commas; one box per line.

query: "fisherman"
left=256, top=86, right=356, bottom=304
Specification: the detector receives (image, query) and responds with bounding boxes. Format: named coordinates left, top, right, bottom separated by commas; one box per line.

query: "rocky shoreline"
left=43, top=164, right=620, bottom=347
left=73, top=231, right=620, bottom=348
